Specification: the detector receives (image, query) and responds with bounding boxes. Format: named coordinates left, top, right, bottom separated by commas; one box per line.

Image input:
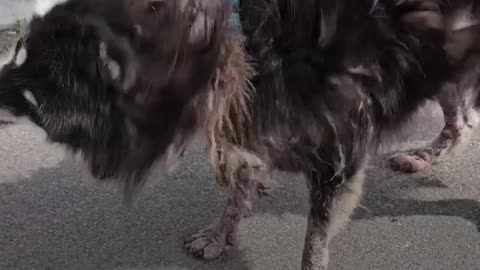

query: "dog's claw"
left=257, top=184, right=273, bottom=197
left=390, top=153, right=431, bottom=173
left=185, top=229, right=230, bottom=260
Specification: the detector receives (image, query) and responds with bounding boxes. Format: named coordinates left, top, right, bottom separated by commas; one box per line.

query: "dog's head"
left=0, top=0, right=226, bottom=193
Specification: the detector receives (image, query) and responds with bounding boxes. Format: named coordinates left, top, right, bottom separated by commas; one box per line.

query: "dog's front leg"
left=185, top=145, right=269, bottom=260
left=390, top=82, right=480, bottom=173
left=302, top=162, right=366, bottom=270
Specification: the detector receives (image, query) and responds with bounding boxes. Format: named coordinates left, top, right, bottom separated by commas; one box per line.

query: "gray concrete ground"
left=0, top=0, right=34, bottom=26
left=0, top=2, right=479, bottom=270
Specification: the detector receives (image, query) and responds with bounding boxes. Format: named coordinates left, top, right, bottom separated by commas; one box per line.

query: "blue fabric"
left=229, top=0, right=239, bottom=9
left=228, top=0, right=241, bottom=32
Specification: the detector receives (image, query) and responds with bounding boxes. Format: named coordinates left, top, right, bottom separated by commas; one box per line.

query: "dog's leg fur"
left=185, top=143, right=269, bottom=259
left=302, top=161, right=366, bottom=270
left=390, top=82, right=480, bottom=173
left=391, top=11, right=480, bottom=174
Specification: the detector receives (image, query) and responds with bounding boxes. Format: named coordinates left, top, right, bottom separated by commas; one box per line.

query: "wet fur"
left=1, top=0, right=480, bottom=269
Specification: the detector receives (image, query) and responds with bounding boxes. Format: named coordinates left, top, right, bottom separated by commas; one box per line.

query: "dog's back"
left=235, top=0, right=454, bottom=168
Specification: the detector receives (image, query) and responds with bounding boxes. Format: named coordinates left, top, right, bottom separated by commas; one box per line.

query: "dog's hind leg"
left=391, top=22, right=480, bottom=174
left=302, top=160, right=366, bottom=270
left=185, top=143, right=269, bottom=260
left=390, top=83, right=480, bottom=173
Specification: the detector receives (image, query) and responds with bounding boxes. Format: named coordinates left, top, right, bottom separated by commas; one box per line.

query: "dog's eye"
left=147, top=0, right=166, bottom=13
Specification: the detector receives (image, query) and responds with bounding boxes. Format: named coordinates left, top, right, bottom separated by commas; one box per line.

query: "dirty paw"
left=389, top=152, right=432, bottom=173
left=184, top=229, right=231, bottom=260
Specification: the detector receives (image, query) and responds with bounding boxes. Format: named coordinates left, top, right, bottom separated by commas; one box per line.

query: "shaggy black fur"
left=0, top=0, right=227, bottom=195
left=241, top=0, right=450, bottom=164
left=1, top=0, right=479, bottom=269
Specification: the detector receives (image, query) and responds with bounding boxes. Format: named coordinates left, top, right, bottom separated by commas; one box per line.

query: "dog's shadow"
left=0, top=152, right=250, bottom=270
left=353, top=175, right=480, bottom=232
left=1, top=147, right=479, bottom=270
left=261, top=163, right=480, bottom=232
left=354, top=161, right=480, bottom=231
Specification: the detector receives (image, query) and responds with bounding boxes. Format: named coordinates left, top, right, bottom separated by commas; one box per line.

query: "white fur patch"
left=35, top=0, right=68, bottom=16
left=99, top=42, right=121, bottom=80
left=23, top=91, right=38, bottom=107
left=107, top=60, right=121, bottom=80
left=14, top=47, right=27, bottom=66
left=326, top=158, right=368, bottom=242
left=0, top=109, right=17, bottom=123
left=466, top=108, right=480, bottom=127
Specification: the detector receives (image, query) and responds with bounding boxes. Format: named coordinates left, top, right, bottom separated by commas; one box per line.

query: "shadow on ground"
left=1, top=141, right=479, bottom=270
left=0, top=154, right=250, bottom=270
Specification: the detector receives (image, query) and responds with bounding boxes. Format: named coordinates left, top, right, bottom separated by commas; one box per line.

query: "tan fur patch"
left=192, top=32, right=256, bottom=187
left=326, top=160, right=367, bottom=242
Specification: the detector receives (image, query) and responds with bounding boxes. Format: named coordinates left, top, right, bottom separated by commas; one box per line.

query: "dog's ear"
left=97, top=39, right=138, bottom=92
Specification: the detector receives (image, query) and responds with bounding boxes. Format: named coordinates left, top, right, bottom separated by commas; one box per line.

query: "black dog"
left=1, top=0, right=479, bottom=269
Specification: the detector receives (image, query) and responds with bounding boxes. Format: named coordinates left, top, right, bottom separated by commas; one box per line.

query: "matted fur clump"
left=198, top=33, right=256, bottom=187
left=1, top=0, right=480, bottom=269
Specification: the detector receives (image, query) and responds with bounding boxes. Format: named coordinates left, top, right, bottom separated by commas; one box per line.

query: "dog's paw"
left=184, top=229, right=231, bottom=260
left=389, top=152, right=431, bottom=173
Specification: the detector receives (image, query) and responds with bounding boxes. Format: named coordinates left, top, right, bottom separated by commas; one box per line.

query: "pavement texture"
left=0, top=0, right=33, bottom=26
left=0, top=2, right=479, bottom=270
